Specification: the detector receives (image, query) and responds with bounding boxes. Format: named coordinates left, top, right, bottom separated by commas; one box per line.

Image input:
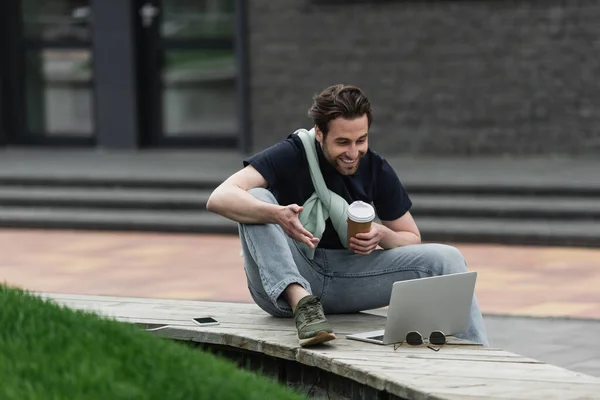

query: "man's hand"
left=349, top=223, right=385, bottom=255
left=275, top=205, right=320, bottom=249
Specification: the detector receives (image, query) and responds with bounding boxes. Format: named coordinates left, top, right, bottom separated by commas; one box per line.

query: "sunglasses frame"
left=394, top=330, right=447, bottom=351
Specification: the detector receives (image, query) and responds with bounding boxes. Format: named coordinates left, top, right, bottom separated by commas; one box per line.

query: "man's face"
left=315, top=114, right=369, bottom=176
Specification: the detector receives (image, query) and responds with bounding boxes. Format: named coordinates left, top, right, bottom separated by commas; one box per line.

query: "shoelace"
left=303, top=300, right=323, bottom=323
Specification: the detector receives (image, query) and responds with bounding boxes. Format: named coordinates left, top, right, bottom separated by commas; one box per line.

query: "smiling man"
left=206, top=84, right=488, bottom=347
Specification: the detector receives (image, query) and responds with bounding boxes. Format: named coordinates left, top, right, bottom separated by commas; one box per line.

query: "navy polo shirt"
left=243, top=133, right=412, bottom=250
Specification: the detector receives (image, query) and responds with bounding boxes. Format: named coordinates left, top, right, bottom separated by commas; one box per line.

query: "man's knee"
left=421, top=243, right=468, bottom=274
left=247, top=187, right=278, bottom=205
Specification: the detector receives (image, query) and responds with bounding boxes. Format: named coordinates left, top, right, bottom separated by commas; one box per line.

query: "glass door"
left=137, top=0, right=238, bottom=148
left=19, top=0, right=95, bottom=145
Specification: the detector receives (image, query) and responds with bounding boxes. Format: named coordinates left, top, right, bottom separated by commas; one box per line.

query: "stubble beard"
left=334, top=158, right=360, bottom=175
left=322, top=146, right=363, bottom=176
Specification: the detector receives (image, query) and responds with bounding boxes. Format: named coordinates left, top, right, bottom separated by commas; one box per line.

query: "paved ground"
left=485, top=316, right=600, bottom=379
left=2, top=228, right=599, bottom=377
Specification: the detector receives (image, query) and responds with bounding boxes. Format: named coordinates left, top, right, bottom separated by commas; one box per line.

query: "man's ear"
left=315, top=125, right=324, bottom=144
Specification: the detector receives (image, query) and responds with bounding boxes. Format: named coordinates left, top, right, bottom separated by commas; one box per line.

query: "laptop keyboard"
left=367, top=335, right=384, bottom=341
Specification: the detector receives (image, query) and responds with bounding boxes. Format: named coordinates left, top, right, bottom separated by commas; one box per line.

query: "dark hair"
left=308, top=84, right=373, bottom=136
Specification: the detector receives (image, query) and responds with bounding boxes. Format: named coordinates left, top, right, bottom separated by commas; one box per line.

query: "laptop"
left=346, top=271, right=477, bottom=345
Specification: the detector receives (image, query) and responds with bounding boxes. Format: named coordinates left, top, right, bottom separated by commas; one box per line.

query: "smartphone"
left=192, top=317, right=219, bottom=327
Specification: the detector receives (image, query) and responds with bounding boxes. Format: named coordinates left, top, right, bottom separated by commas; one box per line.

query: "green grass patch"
left=0, top=285, right=306, bottom=400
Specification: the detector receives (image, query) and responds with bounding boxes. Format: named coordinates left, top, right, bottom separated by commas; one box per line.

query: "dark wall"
left=247, top=0, right=600, bottom=156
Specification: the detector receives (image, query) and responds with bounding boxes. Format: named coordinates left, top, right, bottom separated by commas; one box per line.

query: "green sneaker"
left=293, top=295, right=336, bottom=347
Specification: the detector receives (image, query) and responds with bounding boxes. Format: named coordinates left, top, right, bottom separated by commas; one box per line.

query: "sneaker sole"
left=299, top=331, right=337, bottom=347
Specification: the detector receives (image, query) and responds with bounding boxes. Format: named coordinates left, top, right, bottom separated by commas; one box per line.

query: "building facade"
left=0, top=0, right=250, bottom=151
left=1, top=0, right=599, bottom=156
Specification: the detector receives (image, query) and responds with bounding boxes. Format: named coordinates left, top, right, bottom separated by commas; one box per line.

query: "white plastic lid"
left=347, top=201, right=375, bottom=223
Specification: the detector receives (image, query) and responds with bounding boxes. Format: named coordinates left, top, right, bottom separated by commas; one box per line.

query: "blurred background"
left=2, top=0, right=599, bottom=244
left=1, top=0, right=600, bottom=377
left=2, top=0, right=599, bottom=155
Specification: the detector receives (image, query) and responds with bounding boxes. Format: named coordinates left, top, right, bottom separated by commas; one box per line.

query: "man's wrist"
left=262, top=203, right=284, bottom=225
left=376, top=223, right=395, bottom=248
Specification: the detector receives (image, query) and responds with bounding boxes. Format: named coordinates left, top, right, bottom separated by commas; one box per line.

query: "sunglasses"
left=394, top=330, right=446, bottom=351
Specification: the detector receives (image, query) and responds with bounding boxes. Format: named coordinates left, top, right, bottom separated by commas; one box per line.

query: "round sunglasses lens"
left=429, top=331, right=446, bottom=345
left=406, top=331, right=422, bottom=345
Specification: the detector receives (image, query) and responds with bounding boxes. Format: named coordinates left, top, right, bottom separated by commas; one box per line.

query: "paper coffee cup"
left=347, top=201, right=376, bottom=246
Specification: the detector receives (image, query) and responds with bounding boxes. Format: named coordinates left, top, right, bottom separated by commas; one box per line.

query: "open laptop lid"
left=380, top=271, right=477, bottom=344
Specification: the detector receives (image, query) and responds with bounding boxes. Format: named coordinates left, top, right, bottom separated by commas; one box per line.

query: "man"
left=207, top=84, right=489, bottom=347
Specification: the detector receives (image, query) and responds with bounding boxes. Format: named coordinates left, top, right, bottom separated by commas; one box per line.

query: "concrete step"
left=405, top=183, right=600, bottom=197
left=2, top=175, right=600, bottom=197
left=0, top=176, right=215, bottom=190
left=416, top=217, right=600, bottom=247
left=1, top=206, right=599, bottom=247
left=0, top=186, right=210, bottom=210
left=0, top=207, right=236, bottom=234
left=1, top=187, right=599, bottom=220
left=410, top=194, right=600, bottom=220
left=2, top=150, right=600, bottom=196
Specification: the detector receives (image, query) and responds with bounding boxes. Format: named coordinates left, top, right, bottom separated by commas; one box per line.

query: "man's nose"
left=347, top=144, right=359, bottom=159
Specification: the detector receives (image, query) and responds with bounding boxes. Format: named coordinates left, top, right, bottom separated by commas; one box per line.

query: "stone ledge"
left=40, top=293, right=600, bottom=400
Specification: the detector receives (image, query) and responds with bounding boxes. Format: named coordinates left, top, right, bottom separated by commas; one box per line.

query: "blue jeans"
left=239, top=188, right=489, bottom=346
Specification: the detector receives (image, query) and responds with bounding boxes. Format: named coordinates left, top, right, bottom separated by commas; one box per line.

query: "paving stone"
left=485, top=315, right=600, bottom=377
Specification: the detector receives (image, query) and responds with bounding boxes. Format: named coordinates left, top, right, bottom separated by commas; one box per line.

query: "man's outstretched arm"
left=206, top=165, right=276, bottom=224
left=206, top=165, right=320, bottom=249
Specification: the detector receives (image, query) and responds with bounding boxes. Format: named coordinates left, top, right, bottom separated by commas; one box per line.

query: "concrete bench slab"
left=40, top=293, right=600, bottom=400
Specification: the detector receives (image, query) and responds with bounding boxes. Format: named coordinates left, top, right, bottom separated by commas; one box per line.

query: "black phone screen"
left=193, top=317, right=218, bottom=324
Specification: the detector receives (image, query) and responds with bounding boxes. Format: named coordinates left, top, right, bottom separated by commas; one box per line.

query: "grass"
left=0, top=285, right=306, bottom=400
